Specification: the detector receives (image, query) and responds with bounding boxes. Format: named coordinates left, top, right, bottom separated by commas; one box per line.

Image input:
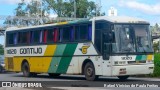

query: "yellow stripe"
left=147, top=55, right=153, bottom=61
left=57, top=22, right=67, bottom=25
left=44, top=45, right=57, bottom=56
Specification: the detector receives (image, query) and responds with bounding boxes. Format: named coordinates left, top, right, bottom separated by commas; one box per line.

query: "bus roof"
left=92, top=16, right=149, bottom=24
left=6, top=16, right=149, bottom=31
left=6, top=19, right=90, bottom=31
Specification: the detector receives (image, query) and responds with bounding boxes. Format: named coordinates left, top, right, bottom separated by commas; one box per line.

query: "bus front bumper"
left=111, top=64, right=154, bottom=76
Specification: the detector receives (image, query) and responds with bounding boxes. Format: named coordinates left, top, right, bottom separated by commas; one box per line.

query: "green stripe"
left=136, top=55, right=147, bottom=61
left=136, top=55, right=142, bottom=61
left=141, top=55, right=147, bottom=60
left=56, top=44, right=78, bottom=73
left=48, top=45, right=66, bottom=73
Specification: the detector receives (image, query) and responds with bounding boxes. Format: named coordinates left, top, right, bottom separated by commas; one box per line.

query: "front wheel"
left=22, top=62, right=31, bottom=77
left=84, top=62, right=99, bottom=81
left=118, top=75, right=129, bottom=80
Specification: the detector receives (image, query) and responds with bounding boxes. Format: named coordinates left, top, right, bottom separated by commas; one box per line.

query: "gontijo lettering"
left=20, top=47, right=42, bottom=54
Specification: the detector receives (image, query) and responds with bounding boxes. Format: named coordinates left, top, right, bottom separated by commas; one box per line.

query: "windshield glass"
left=113, top=24, right=153, bottom=53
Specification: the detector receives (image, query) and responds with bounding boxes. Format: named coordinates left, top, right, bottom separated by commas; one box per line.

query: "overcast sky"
left=0, top=0, right=160, bottom=45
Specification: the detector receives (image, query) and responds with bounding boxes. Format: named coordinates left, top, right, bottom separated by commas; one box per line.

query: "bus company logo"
left=79, top=46, right=90, bottom=54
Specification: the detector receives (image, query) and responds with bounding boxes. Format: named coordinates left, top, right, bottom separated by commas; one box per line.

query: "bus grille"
left=8, top=58, right=14, bottom=70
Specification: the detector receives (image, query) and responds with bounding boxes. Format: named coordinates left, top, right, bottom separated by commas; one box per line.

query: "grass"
left=153, top=53, right=160, bottom=77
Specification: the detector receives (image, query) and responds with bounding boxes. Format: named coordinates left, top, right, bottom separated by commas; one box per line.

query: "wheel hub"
left=87, top=67, right=93, bottom=76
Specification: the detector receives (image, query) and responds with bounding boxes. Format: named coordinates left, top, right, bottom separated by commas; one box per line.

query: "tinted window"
left=79, top=25, right=88, bottom=40
left=30, top=30, right=40, bottom=43
left=7, top=33, right=14, bottom=45
left=62, top=27, right=71, bottom=42
left=47, top=29, right=54, bottom=42
left=75, top=26, right=80, bottom=41
left=18, top=32, right=29, bottom=44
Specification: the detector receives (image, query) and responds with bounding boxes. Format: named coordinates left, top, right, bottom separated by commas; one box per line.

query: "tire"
left=48, top=73, right=61, bottom=77
left=118, top=75, right=129, bottom=80
left=84, top=62, right=98, bottom=81
left=22, top=62, right=31, bottom=77
left=31, top=73, right=37, bottom=77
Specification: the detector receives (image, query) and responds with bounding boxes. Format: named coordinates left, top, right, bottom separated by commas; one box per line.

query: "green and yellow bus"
left=5, top=16, right=154, bottom=81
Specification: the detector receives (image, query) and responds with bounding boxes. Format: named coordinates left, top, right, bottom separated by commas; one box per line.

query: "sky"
left=0, top=0, right=160, bottom=45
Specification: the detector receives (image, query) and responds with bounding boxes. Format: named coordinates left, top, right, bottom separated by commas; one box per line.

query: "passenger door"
left=102, top=32, right=112, bottom=76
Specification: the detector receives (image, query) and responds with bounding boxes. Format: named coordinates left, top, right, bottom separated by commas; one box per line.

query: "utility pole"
left=74, top=0, right=76, bottom=18
left=96, top=0, right=101, bottom=17
left=40, top=0, right=43, bottom=24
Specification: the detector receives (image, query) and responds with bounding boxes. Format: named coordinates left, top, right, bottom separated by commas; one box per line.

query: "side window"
left=7, top=33, right=14, bottom=45
left=47, top=29, right=54, bottom=42
left=75, top=26, right=80, bottom=41
left=53, top=28, right=59, bottom=42
left=43, top=30, right=47, bottom=43
left=70, top=26, right=74, bottom=42
left=74, top=24, right=92, bottom=42
left=13, top=33, right=18, bottom=45
left=30, top=30, right=41, bottom=44
left=18, top=32, right=29, bottom=44
left=39, top=30, right=43, bottom=43
left=88, top=24, right=92, bottom=41
left=47, top=28, right=59, bottom=43
left=59, top=28, right=63, bottom=42
left=79, top=25, right=88, bottom=40
left=62, top=27, right=71, bottom=42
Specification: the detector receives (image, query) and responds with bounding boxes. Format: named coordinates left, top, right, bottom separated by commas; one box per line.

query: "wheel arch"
left=21, top=59, right=29, bottom=71
left=81, top=59, right=94, bottom=75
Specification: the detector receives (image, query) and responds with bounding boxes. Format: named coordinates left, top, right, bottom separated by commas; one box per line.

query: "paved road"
left=0, top=72, right=160, bottom=90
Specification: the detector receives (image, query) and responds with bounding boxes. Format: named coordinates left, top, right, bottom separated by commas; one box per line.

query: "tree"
left=45, top=0, right=105, bottom=18
left=4, top=0, right=50, bottom=26
left=4, top=0, right=105, bottom=26
left=0, top=44, right=4, bottom=55
left=151, top=23, right=160, bottom=34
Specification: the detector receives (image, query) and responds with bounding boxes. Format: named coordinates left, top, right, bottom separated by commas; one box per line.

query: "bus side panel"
left=12, top=57, right=52, bottom=73
left=13, top=57, right=26, bottom=72
left=66, top=57, right=80, bottom=74
left=77, top=56, right=103, bottom=75
left=27, top=57, right=52, bottom=73
left=4, top=57, right=10, bottom=71
left=48, top=44, right=78, bottom=74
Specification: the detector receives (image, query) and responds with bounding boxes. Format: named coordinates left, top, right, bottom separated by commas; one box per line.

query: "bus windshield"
left=113, top=24, right=153, bottom=53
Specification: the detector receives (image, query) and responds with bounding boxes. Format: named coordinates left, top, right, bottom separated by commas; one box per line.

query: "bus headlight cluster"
left=114, top=61, right=126, bottom=65
left=146, top=60, right=153, bottom=63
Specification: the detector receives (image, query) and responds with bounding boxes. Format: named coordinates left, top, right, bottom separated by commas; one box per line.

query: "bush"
left=153, top=53, right=160, bottom=77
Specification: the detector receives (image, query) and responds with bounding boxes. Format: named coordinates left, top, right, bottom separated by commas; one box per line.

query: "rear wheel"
left=48, top=73, right=61, bottom=77
left=84, top=62, right=99, bottom=81
left=22, top=62, right=31, bottom=77
left=118, top=75, right=129, bottom=80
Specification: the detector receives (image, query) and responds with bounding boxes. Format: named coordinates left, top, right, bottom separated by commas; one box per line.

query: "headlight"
left=146, top=60, right=153, bottom=63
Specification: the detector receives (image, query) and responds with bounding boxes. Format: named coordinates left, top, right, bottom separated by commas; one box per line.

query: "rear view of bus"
left=94, top=16, right=154, bottom=80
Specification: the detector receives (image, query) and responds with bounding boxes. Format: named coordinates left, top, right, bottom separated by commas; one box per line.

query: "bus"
left=4, top=16, right=154, bottom=81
